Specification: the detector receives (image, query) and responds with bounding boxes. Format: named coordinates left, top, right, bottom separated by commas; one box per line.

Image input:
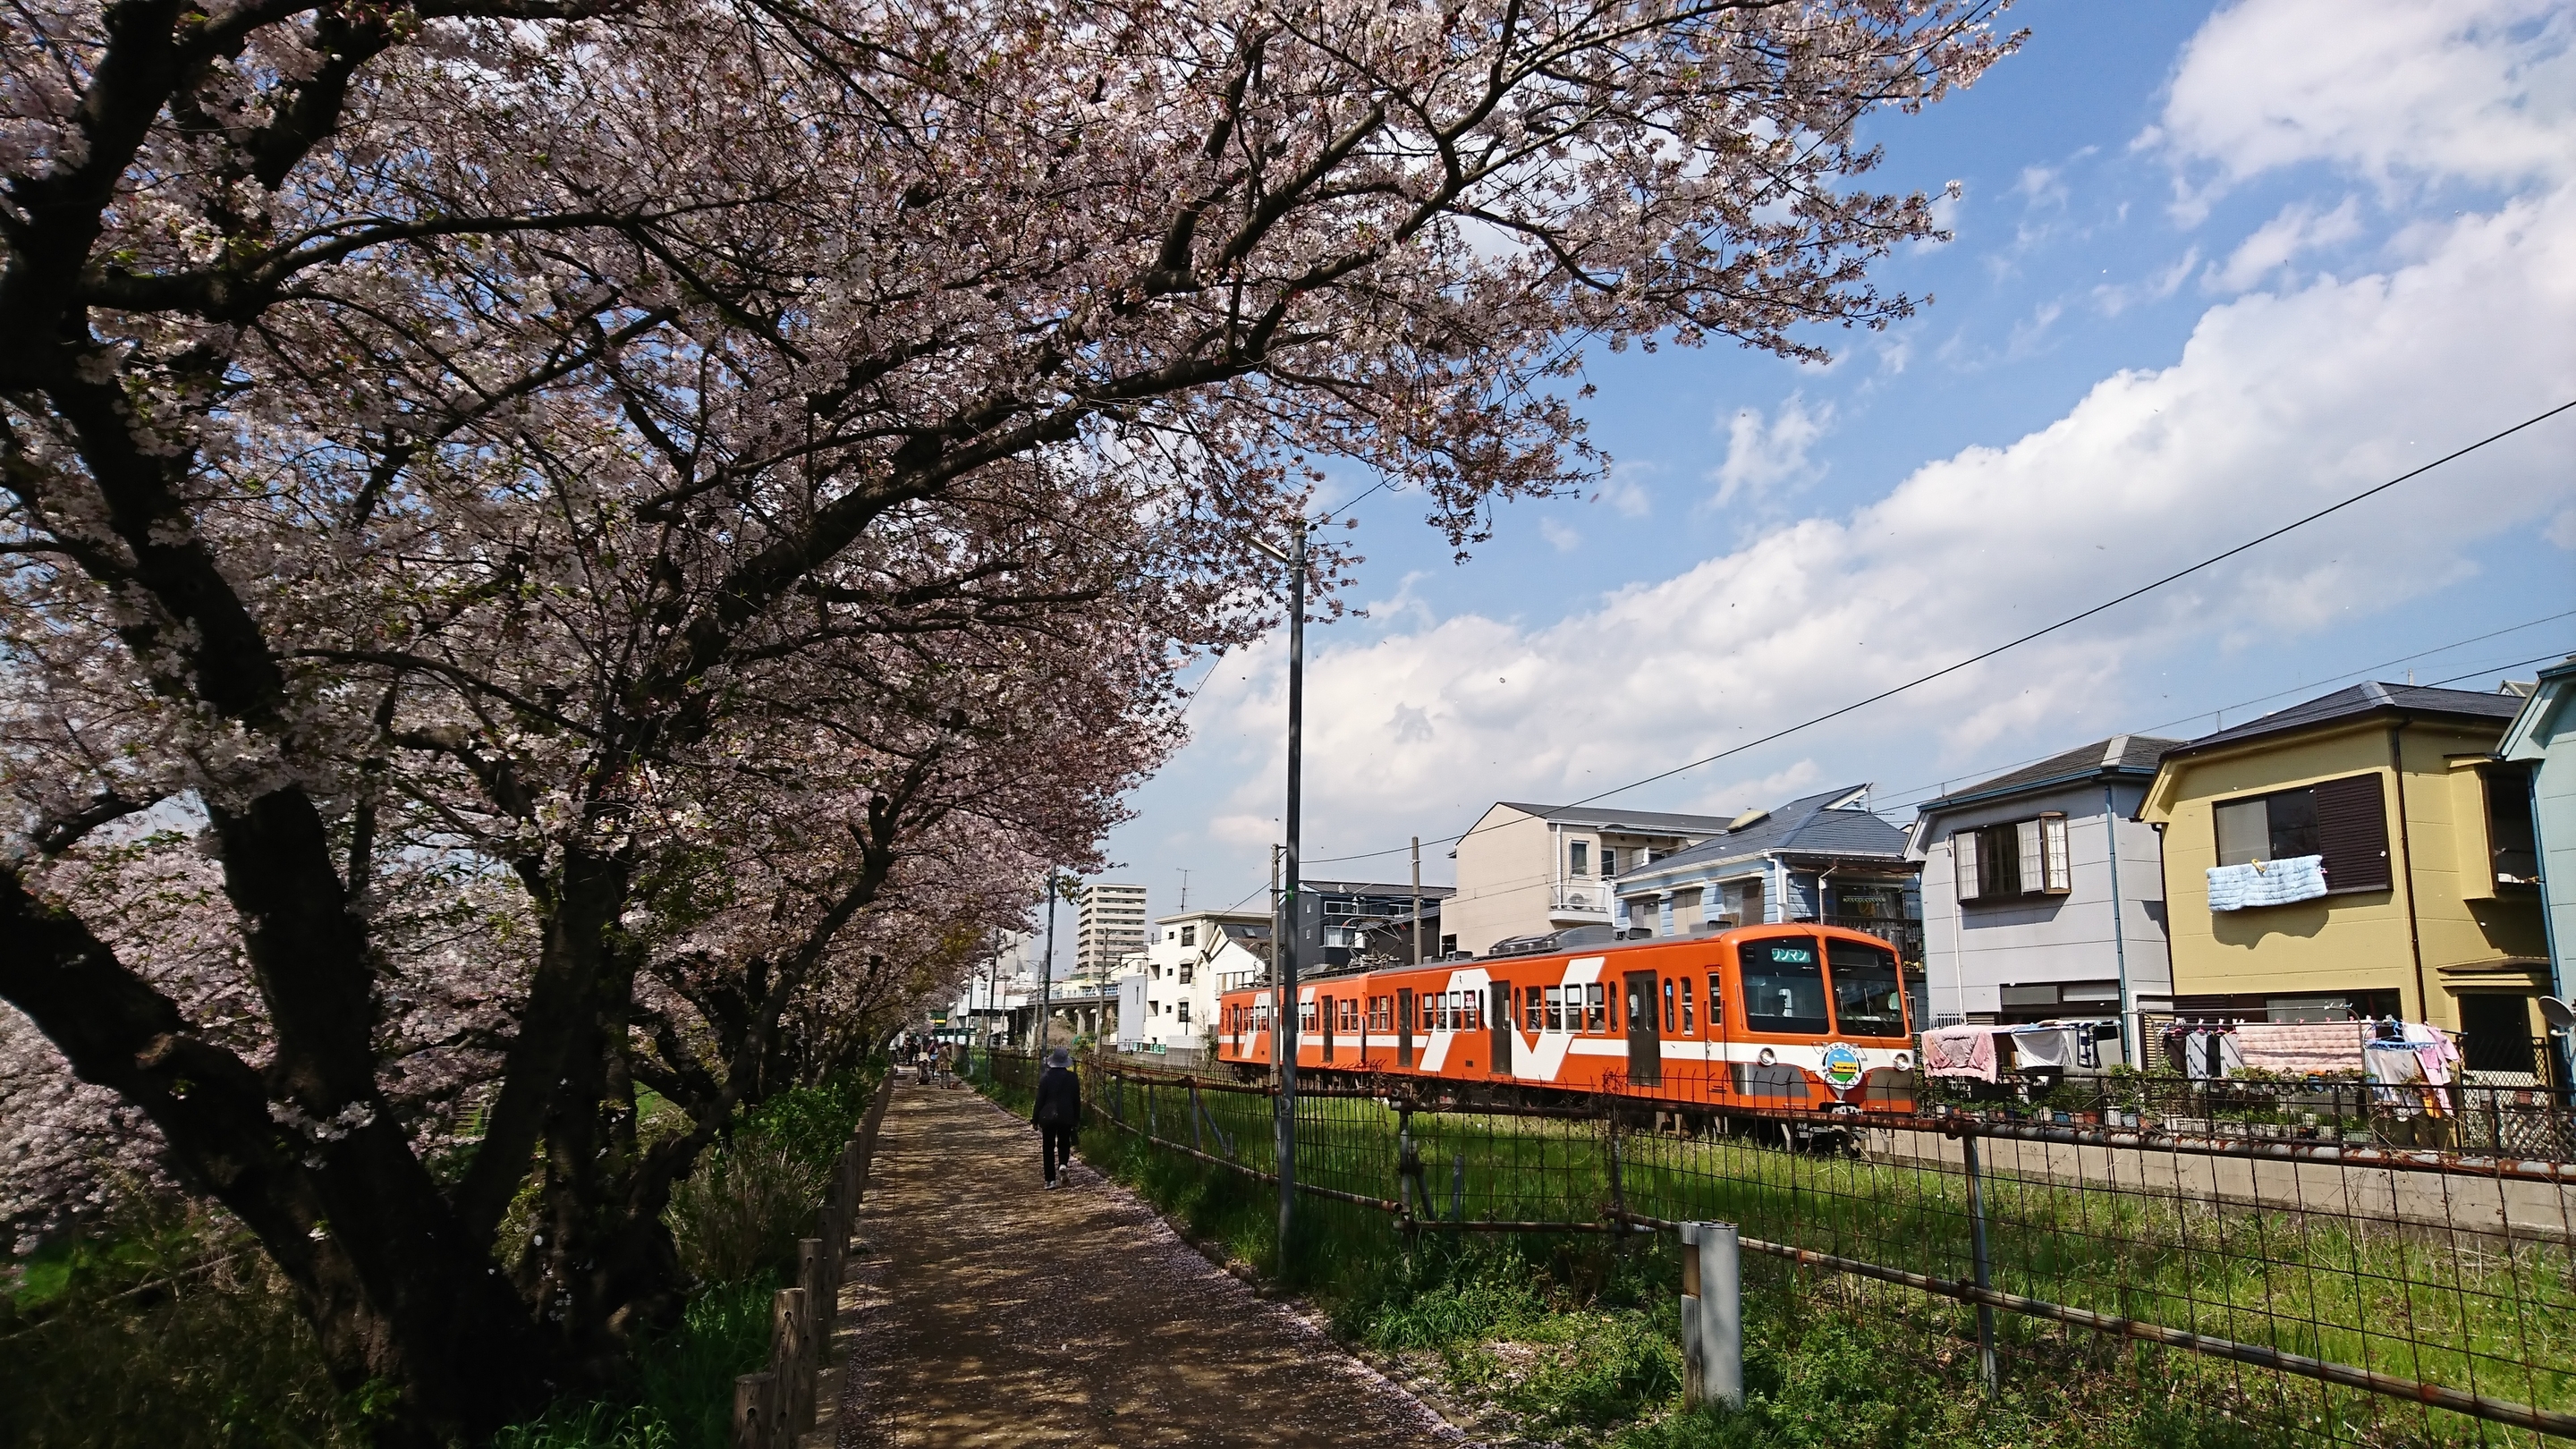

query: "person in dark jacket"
left=1031, top=1047, right=1080, bottom=1188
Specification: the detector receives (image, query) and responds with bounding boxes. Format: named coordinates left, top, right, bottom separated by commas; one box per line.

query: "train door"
left=1623, top=970, right=1660, bottom=1087
left=1322, top=994, right=1335, bottom=1063
left=1490, top=981, right=1513, bottom=1075
left=1397, top=987, right=1415, bottom=1067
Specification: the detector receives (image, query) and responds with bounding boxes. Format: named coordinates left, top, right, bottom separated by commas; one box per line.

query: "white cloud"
left=1593, top=460, right=1656, bottom=517
left=2207, top=196, right=2363, bottom=291
left=2158, top=0, right=2576, bottom=216
left=2093, top=247, right=2199, bottom=317
left=1206, top=186, right=2576, bottom=858
left=1538, top=517, right=1582, bottom=552
left=1711, top=394, right=1830, bottom=506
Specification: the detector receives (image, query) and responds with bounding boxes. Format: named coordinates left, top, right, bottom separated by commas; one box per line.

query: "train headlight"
left=1894, top=1051, right=1914, bottom=1072
left=1756, top=1047, right=1776, bottom=1068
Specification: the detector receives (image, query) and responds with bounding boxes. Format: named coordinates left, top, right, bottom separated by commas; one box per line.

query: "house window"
left=1601, top=847, right=1619, bottom=876
left=1177, top=1000, right=1191, bottom=1025
left=1325, top=900, right=1356, bottom=917
left=2209, top=774, right=2391, bottom=892
left=1178, top=962, right=1193, bottom=985
left=2485, top=763, right=2539, bottom=886
left=1570, top=840, right=1590, bottom=877
left=1181, top=926, right=1197, bottom=947
left=1952, top=815, right=2072, bottom=902
left=1440, top=934, right=1457, bottom=955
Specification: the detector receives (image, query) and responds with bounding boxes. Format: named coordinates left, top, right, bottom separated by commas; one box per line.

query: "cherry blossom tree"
left=1, top=0, right=2012, bottom=1435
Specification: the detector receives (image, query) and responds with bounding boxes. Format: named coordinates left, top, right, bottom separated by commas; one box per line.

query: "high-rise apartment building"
left=1074, top=881, right=1150, bottom=979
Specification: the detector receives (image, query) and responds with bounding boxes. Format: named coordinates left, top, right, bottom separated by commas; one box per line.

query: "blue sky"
left=1052, top=0, right=2576, bottom=962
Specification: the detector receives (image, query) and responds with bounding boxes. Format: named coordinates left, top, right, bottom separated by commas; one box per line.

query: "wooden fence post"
left=733, top=1370, right=776, bottom=1449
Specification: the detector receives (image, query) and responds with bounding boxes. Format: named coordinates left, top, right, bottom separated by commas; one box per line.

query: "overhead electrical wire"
left=1296, top=394, right=2576, bottom=869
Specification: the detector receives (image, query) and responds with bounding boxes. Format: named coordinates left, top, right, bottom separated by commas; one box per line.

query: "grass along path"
left=1030, top=1061, right=2575, bottom=1447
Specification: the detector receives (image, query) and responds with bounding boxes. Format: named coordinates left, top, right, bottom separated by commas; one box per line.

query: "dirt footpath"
left=831, top=1082, right=1469, bottom=1448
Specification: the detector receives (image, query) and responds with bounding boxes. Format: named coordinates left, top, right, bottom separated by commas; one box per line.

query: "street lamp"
left=1248, top=521, right=1306, bottom=1265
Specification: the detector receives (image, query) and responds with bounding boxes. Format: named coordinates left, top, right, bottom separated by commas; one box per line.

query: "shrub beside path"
left=828, top=1081, right=1470, bottom=1448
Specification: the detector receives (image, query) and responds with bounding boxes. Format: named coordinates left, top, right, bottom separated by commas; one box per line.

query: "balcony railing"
left=1550, top=878, right=1616, bottom=915
left=1825, top=913, right=1924, bottom=964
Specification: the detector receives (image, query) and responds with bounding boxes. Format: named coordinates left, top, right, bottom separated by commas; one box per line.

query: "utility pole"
left=1178, top=868, right=1191, bottom=911
left=1250, top=520, right=1306, bottom=1267
left=1278, top=519, right=1305, bottom=1267
left=1038, top=874, right=1059, bottom=1055
left=1411, top=835, right=1423, bottom=967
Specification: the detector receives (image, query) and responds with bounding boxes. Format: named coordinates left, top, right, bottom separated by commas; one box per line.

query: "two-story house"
left=1609, top=785, right=1920, bottom=961
left=2140, top=682, right=2546, bottom=1077
left=1907, top=736, right=2180, bottom=1057
left=1444, top=802, right=1736, bottom=957
left=1123, top=907, right=1273, bottom=1054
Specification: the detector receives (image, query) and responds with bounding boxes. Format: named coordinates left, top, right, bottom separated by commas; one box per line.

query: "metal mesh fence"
left=971, top=1049, right=2576, bottom=1445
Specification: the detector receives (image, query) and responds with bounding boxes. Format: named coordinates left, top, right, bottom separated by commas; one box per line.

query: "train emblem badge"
left=1818, top=1042, right=1867, bottom=1090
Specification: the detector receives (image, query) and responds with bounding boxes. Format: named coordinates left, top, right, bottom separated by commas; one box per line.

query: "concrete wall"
left=1862, top=1125, right=2574, bottom=1243
left=2145, top=719, right=2546, bottom=1029
left=1445, top=807, right=1557, bottom=956
left=1918, top=781, right=2172, bottom=1021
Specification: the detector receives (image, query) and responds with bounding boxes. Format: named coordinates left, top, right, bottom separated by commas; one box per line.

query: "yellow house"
left=2140, top=682, right=2548, bottom=1074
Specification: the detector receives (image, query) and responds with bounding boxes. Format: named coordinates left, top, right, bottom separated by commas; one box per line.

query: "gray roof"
left=1304, top=878, right=1456, bottom=899
left=1618, top=785, right=1906, bottom=882
left=1493, top=801, right=1742, bottom=835
left=2164, top=682, right=2523, bottom=759
left=1919, top=734, right=2184, bottom=814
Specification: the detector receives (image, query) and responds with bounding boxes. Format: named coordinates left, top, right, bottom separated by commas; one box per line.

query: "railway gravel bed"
left=833, top=1081, right=1475, bottom=1448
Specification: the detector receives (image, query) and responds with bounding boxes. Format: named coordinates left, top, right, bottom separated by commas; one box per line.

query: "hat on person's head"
left=1046, top=1047, right=1072, bottom=1068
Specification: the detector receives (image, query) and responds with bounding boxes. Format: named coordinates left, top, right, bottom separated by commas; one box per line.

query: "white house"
left=1907, top=735, right=2179, bottom=1059
left=1122, top=907, right=1272, bottom=1055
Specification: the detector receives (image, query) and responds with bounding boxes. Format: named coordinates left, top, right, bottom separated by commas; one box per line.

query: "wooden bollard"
left=732, top=1370, right=775, bottom=1449
left=773, top=1287, right=809, bottom=1433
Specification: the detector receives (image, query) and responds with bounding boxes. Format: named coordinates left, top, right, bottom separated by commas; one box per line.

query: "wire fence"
left=975, top=1049, right=2576, bottom=1445
left=1919, top=1072, right=2576, bottom=1163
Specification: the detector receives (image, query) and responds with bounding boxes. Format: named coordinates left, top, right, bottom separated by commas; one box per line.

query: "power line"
left=1868, top=607, right=2576, bottom=812
left=1300, top=395, right=2576, bottom=867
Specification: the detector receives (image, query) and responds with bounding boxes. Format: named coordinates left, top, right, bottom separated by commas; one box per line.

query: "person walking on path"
left=1032, top=1047, right=1080, bottom=1188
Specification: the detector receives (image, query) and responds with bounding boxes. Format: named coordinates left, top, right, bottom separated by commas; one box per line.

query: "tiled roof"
left=1617, top=785, right=1905, bottom=881
left=1919, top=733, right=2185, bottom=812
left=2165, top=682, right=2522, bottom=758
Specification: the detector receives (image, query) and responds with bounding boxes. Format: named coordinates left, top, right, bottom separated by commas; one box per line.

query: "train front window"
left=1826, top=937, right=1907, bottom=1038
left=1741, top=939, right=1829, bottom=1034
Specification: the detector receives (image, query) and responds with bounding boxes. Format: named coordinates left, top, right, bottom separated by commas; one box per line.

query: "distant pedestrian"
left=1032, top=1046, right=1080, bottom=1189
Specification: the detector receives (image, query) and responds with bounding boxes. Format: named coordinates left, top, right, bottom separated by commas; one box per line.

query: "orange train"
left=1215, top=922, right=1925, bottom=1115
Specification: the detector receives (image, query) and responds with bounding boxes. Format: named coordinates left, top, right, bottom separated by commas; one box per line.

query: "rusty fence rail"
left=987, top=1050, right=2576, bottom=1445
left=729, top=1072, right=894, bottom=1449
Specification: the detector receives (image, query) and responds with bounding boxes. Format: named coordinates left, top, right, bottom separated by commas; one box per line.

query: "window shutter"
left=2313, top=773, right=2393, bottom=893
left=2016, top=819, right=2044, bottom=897
left=1952, top=830, right=1980, bottom=902
left=2039, top=814, right=2072, bottom=894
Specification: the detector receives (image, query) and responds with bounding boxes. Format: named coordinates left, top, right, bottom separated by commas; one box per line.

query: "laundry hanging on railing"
left=2207, top=854, right=2329, bottom=911
left=2005, top=1025, right=2080, bottom=1072
left=2174, top=1026, right=2245, bottom=1080
left=2233, top=1021, right=2368, bottom=1075
left=1921, top=1025, right=2002, bottom=1082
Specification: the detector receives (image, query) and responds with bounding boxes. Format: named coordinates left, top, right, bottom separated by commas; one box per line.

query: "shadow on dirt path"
left=832, top=1081, right=1469, bottom=1448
